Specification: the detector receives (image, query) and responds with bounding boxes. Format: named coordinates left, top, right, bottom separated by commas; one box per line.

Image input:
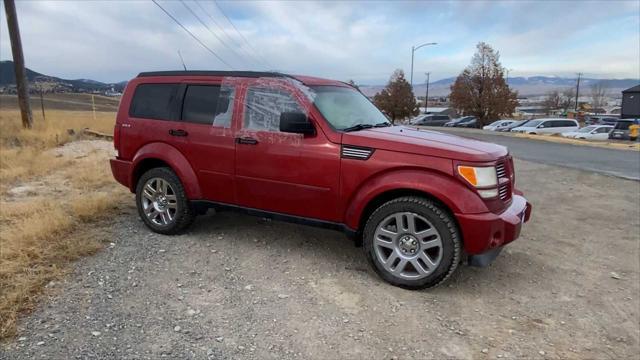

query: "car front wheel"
left=136, top=167, right=195, bottom=235
left=363, top=196, right=461, bottom=289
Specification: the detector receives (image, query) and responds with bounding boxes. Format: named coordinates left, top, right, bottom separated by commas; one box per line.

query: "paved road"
left=433, top=127, right=640, bottom=180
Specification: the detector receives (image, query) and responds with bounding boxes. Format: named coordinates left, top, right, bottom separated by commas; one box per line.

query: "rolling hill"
left=0, top=61, right=126, bottom=92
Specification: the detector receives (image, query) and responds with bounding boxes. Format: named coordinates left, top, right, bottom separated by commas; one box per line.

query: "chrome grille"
left=498, top=184, right=510, bottom=200
left=496, top=160, right=511, bottom=201
left=341, top=145, right=374, bottom=160
left=496, top=162, right=506, bottom=179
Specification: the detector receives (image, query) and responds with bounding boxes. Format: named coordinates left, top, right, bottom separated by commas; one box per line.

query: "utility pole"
left=4, top=0, right=33, bottom=128
left=38, top=87, right=45, bottom=120
left=424, top=72, right=430, bottom=114
left=574, top=72, right=582, bottom=111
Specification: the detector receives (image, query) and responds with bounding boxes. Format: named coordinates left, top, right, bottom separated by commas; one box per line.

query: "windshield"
left=311, top=86, right=390, bottom=130
left=578, top=126, right=596, bottom=133
left=489, top=120, right=502, bottom=126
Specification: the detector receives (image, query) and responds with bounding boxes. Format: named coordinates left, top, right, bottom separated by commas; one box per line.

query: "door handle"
left=169, top=129, right=188, bottom=137
left=236, top=136, right=259, bottom=145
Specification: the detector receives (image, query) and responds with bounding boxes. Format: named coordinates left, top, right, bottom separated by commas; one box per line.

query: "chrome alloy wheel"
left=140, top=177, right=178, bottom=226
left=373, top=212, right=443, bottom=280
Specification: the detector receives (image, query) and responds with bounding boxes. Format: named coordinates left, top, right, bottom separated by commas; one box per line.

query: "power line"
left=151, top=0, right=234, bottom=69
left=211, top=0, right=272, bottom=69
left=193, top=0, right=263, bottom=69
left=180, top=0, right=248, bottom=68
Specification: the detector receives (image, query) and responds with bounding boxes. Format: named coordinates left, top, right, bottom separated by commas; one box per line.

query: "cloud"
left=0, top=0, right=638, bottom=84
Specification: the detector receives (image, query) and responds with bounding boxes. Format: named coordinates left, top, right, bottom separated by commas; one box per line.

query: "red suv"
left=110, top=71, right=531, bottom=289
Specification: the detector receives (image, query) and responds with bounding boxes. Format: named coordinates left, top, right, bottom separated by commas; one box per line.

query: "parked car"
left=500, top=120, right=529, bottom=132
left=585, top=115, right=619, bottom=126
left=483, top=120, right=516, bottom=131
left=510, top=118, right=579, bottom=135
left=609, top=119, right=640, bottom=141
left=454, top=117, right=478, bottom=128
left=410, top=114, right=451, bottom=126
left=561, top=125, right=613, bottom=140
left=110, top=70, right=531, bottom=290
left=443, top=116, right=474, bottom=127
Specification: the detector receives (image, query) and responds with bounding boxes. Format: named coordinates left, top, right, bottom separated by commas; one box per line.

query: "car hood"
left=341, top=126, right=507, bottom=162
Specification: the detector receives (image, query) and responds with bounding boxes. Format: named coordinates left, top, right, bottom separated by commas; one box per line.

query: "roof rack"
left=136, top=70, right=286, bottom=78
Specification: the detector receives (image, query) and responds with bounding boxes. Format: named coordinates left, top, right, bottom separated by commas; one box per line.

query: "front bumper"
left=455, top=194, right=532, bottom=257
left=110, top=158, right=133, bottom=191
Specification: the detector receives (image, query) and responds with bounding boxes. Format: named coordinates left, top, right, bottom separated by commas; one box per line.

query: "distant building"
left=621, top=85, right=640, bottom=119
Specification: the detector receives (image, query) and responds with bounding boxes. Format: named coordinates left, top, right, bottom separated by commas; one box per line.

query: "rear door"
left=122, top=82, right=183, bottom=160
left=177, top=80, right=238, bottom=203
left=593, top=126, right=612, bottom=139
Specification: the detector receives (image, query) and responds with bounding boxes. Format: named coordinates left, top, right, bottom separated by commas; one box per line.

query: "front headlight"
left=457, top=166, right=497, bottom=187
left=457, top=166, right=498, bottom=199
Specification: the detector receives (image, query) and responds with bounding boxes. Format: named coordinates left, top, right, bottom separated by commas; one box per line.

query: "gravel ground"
left=2, top=159, right=639, bottom=359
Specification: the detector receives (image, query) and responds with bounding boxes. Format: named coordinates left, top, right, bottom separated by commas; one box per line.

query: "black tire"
left=135, top=167, right=195, bottom=235
left=363, top=196, right=461, bottom=290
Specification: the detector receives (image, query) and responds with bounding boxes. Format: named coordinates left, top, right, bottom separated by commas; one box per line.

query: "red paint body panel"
left=132, top=142, right=202, bottom=199
left=111, top=72, right=531, bottom=258
left=456, top=195, right=531, bottom=254
left=110, top=158, right=132, bottom=189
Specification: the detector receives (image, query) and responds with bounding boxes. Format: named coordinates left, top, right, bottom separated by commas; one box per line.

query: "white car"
left=511, top=118, right=579, bottom=135
left=483, top=120, right=517, bottom=131
left=561, top=125, right=613, bottom=140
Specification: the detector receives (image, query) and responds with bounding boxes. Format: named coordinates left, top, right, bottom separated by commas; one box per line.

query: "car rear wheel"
left=136, top=167, right=195, bottom=235
left=363, top=196, right=461, bottom=289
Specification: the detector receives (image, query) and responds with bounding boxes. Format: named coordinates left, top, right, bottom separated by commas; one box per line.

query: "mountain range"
left=1, top=60, right=637, bottom=97
left=0, top=61, right=126, bottom=92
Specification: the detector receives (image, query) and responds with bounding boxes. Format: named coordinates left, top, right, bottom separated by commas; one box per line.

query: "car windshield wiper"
left=342, top=121, right=391, bottom=132
left=342, top=123, right=374, bottom=132
left=373, top=122, right=391, bottom=127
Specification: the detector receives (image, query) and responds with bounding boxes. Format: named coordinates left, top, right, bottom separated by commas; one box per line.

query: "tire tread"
left=363, top=196, right=461, bottom=289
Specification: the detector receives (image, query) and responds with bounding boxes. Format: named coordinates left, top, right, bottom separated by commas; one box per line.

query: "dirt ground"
left=1, top=159, right=639, bottom=359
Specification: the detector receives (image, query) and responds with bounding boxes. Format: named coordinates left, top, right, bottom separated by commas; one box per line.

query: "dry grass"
left=0, top=109, right=127, bottom=339
left=0, top=110, right=115, bottom=192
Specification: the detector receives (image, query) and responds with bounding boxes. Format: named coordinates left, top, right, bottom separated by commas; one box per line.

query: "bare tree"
left=560, top=88, right=575, bottom=113
left=543, top=90, right=561, bottom=115
left=590, top=81, right=609, bottom=113
left=449, top=42, right=518, bottom=126
left=373, top=69, right=419, bottom=123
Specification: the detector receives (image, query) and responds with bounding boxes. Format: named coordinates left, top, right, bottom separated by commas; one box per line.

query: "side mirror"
left=537, top=124, right=545, bottom=128
left=279, top=112, right=315, bottom=135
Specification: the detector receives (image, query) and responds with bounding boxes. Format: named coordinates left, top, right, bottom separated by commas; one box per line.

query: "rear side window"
left=562, top=120, right=577, bottom=127
left=615, top=121, right=631, bottom=130
left=182, top=85, right=220, bottom=124
left=129, top=84, right=179, bottom=120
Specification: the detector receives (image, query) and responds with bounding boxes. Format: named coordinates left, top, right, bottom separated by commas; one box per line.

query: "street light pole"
left=424, top=72, right=430, bottom=114
left=410, top=42, right=437, bottom=90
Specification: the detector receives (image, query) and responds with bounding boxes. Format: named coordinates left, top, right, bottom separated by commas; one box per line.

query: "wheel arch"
left=344, top=168, right=488, bottom=232
left=131, top=142, right=202, bottom=199
left=357, top=188, right=459, bottom=237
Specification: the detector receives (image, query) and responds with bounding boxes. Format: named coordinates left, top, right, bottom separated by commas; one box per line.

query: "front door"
left=234, top=79, right=341, bottom=222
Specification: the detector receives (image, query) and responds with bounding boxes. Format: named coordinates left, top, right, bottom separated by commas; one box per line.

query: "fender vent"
left=341, top=145, right=374, bottom=160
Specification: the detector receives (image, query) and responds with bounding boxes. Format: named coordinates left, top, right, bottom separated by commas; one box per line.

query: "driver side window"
left=244, top=87, right=303, bottom=132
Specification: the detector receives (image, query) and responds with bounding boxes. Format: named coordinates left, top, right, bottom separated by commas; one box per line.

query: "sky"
left=1, top=0, right=639, bottom=85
